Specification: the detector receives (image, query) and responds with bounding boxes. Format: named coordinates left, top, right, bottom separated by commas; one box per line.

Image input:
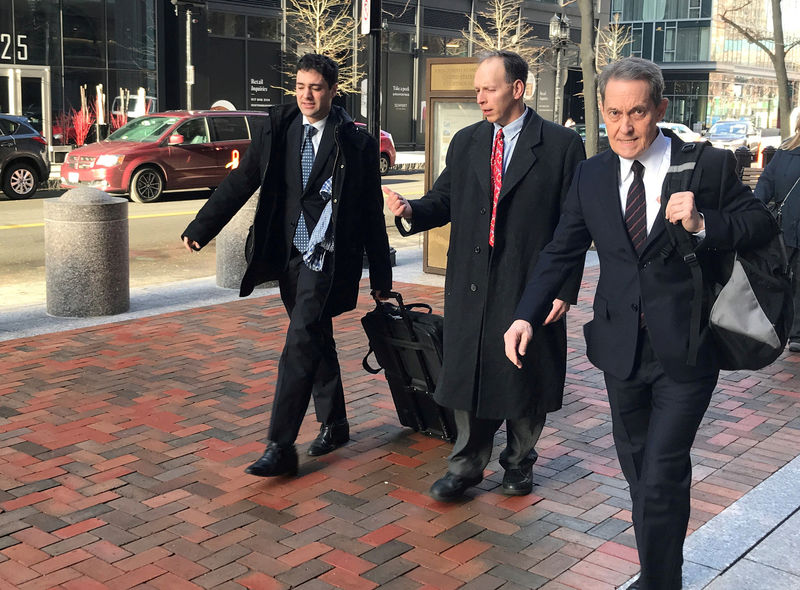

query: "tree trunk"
left=578, top=0, right=598, bottom=156
left=771, top=0, right=791, bottom=137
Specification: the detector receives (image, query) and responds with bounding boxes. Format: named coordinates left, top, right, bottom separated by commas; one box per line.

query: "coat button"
left=340, top=164, right=344, bottom=168
left=332, top=198, right=337, bottom=203
left=480, top=207, right=487, bottom=215
left=470, top=283, right=477, bottom=292
left=631, top=303, right=639, bottom=311
left=474, top=246, right=481, bottom=253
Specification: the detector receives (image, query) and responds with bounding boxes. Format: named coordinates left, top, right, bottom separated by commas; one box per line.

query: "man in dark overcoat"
left=505, top=57, right=775, bottom=589
left=182, top=54, right=392, bottom=477
left=384, top=50, right=585, bottom=501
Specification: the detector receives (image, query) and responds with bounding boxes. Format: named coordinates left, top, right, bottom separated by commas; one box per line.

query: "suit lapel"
left=498, top=110, right=539, bottom=201
left=305, top=111, right=337, bottom=195
left=469, top=121, right=493, bottom=201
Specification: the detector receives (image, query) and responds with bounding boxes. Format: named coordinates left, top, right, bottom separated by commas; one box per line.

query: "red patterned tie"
left=489, top=128, right=504, bottom=247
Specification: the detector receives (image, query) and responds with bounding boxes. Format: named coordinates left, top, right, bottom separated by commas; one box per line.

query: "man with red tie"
left=383, top=51, right=585, bottom=502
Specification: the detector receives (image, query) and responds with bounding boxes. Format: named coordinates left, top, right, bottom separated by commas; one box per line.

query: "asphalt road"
left=0, top=171, right=425, bottom=308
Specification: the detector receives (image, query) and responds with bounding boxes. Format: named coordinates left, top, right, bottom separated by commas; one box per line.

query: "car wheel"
left=130, top=166, right=164, bottom=203
left=379, top=153, right=390, bottom=176
left=2, top=161, right=38, bottom=199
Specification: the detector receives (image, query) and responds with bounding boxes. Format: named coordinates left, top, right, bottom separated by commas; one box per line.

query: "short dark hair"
left=296, top=53, right=339, bottom=88
left=599, top=57, right=664, bottom=107
left=478, top=50, right=528, bottom=86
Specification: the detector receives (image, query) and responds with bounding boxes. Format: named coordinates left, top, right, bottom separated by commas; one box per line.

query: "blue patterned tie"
left=293, top=124, right=316, bottom=253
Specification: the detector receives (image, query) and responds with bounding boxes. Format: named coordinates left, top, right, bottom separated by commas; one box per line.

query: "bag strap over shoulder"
left=662, top=141, right=709, bottom=367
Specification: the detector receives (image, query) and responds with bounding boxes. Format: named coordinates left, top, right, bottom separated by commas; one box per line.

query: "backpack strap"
left=662, top=141, right=708, bottom=367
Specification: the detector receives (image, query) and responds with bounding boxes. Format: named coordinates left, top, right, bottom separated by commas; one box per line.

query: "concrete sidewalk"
left=0, top=245, right=798, bottom=589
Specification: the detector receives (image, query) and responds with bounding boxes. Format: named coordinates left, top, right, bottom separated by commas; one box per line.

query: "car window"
left=209, top=116, right=249, bottom=141
left=246, top=115, right=267, bottom=137
left=0, top=118, right=19, bottom=136
left=107, top=116, right=181, bottom=142
left=176, top=118, right=210, bottom=144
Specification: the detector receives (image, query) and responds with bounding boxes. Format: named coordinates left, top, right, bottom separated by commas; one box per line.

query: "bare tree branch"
left=462, top=0, right=546, bottom=66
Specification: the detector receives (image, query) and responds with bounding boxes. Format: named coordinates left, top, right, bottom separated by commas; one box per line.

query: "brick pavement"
left=1, top=266, right=799, bottom=589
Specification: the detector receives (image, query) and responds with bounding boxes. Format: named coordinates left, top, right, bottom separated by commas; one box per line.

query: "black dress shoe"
left=502, top=466, right=533, bottom=495
left=307, top=420, right=350, bottom=456
left=625, top=580, right=640, bottom=589
left=429, top=472, right=482, bottom=502
left=245, top=442, right=298, bottom=477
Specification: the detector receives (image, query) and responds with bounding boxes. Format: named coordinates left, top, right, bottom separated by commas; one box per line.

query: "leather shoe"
left=429, top=472, right=482, bottom=502
left=307, top=420, right=350, bottom=456
left=502, top=466, right=533, bottom=495
left=245, top=442, right=298, bottom=477
left=626, top=581, right=640, bottom=589
left=789, top=340, right=800, bottom=352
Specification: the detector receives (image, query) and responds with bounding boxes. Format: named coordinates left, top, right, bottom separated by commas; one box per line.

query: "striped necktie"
left=625, top=160, right=647, bottom=254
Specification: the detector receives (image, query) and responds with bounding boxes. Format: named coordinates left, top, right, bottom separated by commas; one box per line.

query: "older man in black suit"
left=182, top=54, right=392, bottom=477
left=384, top=50, right=585, bottom=502
left=505, top=57, right=774, bottom=589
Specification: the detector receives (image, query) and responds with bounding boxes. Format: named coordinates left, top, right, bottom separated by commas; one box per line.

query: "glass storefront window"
left=62, top=0, right=107, bottom=68
left=208, top=12, right=246, bottom=38
left=247, top=16, right=280, bottom=41
left=422, top=34, right=467, bottom=57
left=9, top=0, right=61, bottom=66
left=386, top=31, right=414, bottom=53
left=107, top=0, right=156, bottom=70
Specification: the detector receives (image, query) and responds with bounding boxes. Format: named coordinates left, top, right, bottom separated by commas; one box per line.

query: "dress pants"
left=267, top=249, right=346, bottom=446
left=447, top=409, right=546, bottom=478
left=604, top=328, right=717, bottom=590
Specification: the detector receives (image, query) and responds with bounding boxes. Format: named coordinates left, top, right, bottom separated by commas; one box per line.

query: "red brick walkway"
left=1, top=267, right=799, bottom=589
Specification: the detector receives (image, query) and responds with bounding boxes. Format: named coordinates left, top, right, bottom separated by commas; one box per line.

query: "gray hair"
left=598, top=57, right=664, bottom=107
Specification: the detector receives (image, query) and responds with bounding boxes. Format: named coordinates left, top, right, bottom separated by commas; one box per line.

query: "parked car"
left=706, top=119, right=761, bottom=151
left=573, top=123, right=610, bottom=152
left=0, top=114, right=49, bottom=199
left=354, top=122, right=396, bottom=175
left=657, top=122, right=701, bottom=142
left=60, top=110, right=268, bottom=203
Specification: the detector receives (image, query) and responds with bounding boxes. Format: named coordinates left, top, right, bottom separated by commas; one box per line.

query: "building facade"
left=1, top=0, right=597, bottom=153
left=613, top=0, right=800, bottom=130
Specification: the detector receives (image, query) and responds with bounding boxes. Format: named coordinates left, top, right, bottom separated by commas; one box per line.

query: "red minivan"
left=60, top=111, right=268, bottom=203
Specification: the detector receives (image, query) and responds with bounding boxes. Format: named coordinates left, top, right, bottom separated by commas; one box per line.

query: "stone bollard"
left=762, top=145, right=777, bottom=168
left=734, top=145, right=752, bottom=177
left=216, top=191, right=275, bottom=290
left=45, top=187, right=129, bottom=316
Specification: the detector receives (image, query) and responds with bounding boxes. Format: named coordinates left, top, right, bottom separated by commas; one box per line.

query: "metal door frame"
left=4, top=65, right=52, bottom=151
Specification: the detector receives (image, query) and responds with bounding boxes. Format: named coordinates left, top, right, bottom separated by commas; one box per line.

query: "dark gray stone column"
left=44, top=187, right=129, bottom=317
left=216, top=191, right=275, bottom=290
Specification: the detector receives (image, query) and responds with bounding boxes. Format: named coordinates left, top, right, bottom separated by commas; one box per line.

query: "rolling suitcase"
left=361, top=291, right=456, bottom=441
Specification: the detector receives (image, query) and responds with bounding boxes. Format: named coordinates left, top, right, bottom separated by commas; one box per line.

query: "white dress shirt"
left=302, top=115, right=327, bottom=155
left=617, top=129, right=671, bottom=234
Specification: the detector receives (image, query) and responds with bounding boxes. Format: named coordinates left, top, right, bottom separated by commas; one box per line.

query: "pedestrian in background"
left=384, top=50, right=585, bottom=502
left=754, top=117, right=800, bottom=351
left=182, top=54, right=392, bottom=477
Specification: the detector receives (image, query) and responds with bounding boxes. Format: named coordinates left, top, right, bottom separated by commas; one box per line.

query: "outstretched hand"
left=182, top=236, right=201, bottom=252
left=504, top=319, right=534, bottom=369
left=383, top=187, right=413, bottom=219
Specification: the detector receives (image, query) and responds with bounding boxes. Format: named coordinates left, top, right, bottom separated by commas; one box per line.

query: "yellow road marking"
left=1, top=210, right=202, bottom=230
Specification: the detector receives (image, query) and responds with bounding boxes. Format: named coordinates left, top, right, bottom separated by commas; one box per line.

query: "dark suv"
left=60, top=110, right=268, bottom=203
left=0, top=114, right=49, bottom=199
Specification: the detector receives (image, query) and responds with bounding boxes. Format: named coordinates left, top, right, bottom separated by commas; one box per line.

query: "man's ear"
left=513, top=79, right=525, bottom=100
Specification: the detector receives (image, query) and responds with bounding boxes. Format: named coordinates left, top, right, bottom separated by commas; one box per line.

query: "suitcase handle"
left=362, top=347, right=382, bottom=374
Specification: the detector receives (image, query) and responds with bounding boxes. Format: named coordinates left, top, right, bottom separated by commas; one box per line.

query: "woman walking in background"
left=755, top=117, right=800, bottom=351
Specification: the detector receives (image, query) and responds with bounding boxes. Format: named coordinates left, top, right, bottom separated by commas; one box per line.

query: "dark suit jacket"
left=398, top=109, right=586, bottom=419
left=514, top=131, right=774, bottom=382
left=182, top=104, right=392, bottom=317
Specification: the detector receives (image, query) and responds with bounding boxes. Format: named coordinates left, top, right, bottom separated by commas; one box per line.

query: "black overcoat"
left=182, top=104, right=392, bottom=317
left=399, top=110, right=586, bottom=419
left=754, top=146, right=800, bottom=248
